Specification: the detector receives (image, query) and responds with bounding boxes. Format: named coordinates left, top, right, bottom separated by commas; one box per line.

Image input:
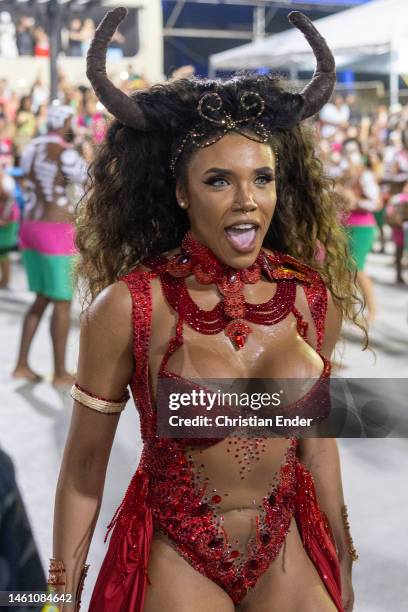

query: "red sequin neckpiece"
left=163, top=231, right=297, bottom=350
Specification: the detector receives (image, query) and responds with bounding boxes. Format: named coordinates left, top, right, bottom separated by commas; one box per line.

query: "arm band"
left=70, top=383, right=130, bottom=414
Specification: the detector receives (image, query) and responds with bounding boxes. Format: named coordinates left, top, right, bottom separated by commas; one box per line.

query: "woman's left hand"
left=340, top=559, right=355, bottom=611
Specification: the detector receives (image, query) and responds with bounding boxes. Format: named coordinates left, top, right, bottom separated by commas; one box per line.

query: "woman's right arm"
left=52, top=281, right=133, bottom=608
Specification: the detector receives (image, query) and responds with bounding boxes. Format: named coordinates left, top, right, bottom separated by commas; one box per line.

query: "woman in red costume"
left=50, top=8, right=361, bottom=612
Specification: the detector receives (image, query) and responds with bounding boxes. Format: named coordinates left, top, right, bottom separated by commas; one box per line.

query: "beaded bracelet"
left=47, top=559, right=90, bottom=611
left=70, top=383, right=130, bottom=414
left=341, top=504, right=359, bottom=561
left=48, top=558, right=66, bottom=588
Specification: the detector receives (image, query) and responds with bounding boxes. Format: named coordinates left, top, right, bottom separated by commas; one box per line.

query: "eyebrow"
left=202, top=166, right=274, bottom=176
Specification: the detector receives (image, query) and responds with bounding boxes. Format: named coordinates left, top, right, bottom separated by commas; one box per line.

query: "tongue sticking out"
left=225, top=227, right=257, bottom=251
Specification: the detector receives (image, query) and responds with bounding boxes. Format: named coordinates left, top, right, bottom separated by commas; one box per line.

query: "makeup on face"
left=179, top=133, right=277, bottom=269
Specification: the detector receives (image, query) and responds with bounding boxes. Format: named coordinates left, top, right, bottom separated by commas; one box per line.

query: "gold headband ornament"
left=169, top=91, right=273, bottom=174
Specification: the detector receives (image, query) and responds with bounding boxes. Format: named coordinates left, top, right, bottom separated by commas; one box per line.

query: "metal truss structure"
left=163, top=0, right=369, bottom=42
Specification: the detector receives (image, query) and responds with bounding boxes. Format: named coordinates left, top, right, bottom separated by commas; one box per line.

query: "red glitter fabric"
left=89, top=239, right=343, bottom=612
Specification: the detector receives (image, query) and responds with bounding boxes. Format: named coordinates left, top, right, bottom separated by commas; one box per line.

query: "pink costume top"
left=89, top=235, right=343, bottom=612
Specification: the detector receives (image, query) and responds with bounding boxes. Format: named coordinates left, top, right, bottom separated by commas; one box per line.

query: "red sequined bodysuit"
left=89, top=235, right=343, bottom=612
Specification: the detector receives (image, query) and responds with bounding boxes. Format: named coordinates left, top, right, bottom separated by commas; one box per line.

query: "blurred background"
left=0, top=1, right=407, bottom=610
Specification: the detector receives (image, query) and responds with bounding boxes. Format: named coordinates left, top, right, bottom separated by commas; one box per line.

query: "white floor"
left=0, top=249, right=407, bottom=611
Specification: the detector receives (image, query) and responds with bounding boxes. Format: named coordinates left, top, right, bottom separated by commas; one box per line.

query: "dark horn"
left=86, top=7, right=149, bottom=130
left=288, top=11, right=336, bottom=120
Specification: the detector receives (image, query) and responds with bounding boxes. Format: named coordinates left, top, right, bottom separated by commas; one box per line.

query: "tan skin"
left=53, top=134, right=354, bottom=611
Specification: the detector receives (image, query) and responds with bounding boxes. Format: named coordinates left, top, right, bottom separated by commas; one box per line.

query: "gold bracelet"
left=70, top=383, right=129, bottom=414
left=341, top=504, right=359, bottom=561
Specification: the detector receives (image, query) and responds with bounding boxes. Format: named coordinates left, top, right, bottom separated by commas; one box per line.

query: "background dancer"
left=336, top=138, right=381, bottom=326
left=12, top=104, right=87, bottom=386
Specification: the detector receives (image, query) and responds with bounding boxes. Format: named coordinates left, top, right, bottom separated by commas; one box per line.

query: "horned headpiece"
left=86, top=7, right=336, bottom=170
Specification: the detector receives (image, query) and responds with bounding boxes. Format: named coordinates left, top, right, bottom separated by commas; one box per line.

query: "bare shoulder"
left=81, top=281, right=132, bottom=336
left=82, top=281, right=132, bottom=321
left=77, top=281, right=134, bottom=395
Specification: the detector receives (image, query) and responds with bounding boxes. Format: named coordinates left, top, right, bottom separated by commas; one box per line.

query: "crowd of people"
left=0, top=76, right=107, bottom=162
left=0, top=12, right=126, bottom=59
left=0, top=76, right=108, bottom=255
left=318, top=94, right=408, bottom=325
left=1, top=11, right=52, bottom=58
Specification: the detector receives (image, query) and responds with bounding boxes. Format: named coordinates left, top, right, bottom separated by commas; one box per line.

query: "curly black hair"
left=75, top=75, right=366, bottom=345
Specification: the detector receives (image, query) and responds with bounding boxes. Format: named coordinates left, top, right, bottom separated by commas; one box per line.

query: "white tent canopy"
left=209, top=0, right=408, bottom=101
